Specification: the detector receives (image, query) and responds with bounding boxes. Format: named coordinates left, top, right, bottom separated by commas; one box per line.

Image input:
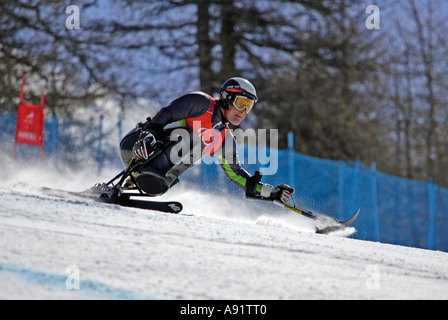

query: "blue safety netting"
left=2, top=110, right=447, bottom=252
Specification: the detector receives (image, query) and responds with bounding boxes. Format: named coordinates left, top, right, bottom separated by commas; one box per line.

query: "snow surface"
left=1, top=166, right=448, bottom=300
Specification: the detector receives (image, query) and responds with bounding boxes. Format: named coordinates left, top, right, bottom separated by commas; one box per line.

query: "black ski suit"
left=120, top=91, right=263, bottom=196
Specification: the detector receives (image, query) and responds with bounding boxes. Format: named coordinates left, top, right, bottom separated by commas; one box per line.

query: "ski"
left=274, top=201, right=360, bottom=235
left=97, top=193, right=183, bottom=214
left=315, top=208, right=360, bottom=234
left=39, top=187, right=183, bottom=214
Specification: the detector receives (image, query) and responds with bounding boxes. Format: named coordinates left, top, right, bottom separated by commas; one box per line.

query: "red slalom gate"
left=14, top=76, right=45, bottom=163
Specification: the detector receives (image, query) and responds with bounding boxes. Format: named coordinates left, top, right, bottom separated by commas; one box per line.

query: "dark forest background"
left=2, top=0, right=448, bottom=187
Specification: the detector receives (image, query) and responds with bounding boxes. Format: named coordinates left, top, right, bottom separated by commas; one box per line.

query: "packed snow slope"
left=1, top=166, right=448, bottom=300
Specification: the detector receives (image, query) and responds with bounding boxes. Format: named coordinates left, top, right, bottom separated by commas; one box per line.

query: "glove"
left=260, top=183, right=295, bottom=204
left=132, top=131, right=156, bottom=160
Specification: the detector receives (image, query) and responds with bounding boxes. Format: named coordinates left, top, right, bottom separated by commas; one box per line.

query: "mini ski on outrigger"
left=245, top=171, right=360, bottom=235
left=274, top=202, right=360, bottom=234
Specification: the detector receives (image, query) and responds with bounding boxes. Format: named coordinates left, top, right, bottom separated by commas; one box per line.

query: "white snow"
left=1, top=165, right=448, bottom=300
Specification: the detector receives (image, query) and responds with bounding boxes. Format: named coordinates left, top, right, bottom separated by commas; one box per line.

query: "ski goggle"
left=232, top=95, right=255, bottom=114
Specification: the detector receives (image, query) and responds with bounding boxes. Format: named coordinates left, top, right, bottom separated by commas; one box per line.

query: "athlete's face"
left=225, top=105, right=248, bottom=126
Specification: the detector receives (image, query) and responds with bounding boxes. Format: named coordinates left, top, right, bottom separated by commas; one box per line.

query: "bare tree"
left=387, top=0, right=448, bottom=185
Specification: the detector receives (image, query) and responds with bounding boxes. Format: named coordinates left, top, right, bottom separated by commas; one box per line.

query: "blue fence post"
left=338, top=162, right=345, bottom=221
left=371, top=163, right=380, bottom=242
left=427, top=179, right=436, bottom=250
left=347, top=160, right=360, bottom=220
left=287, top=132, right=295, bottom=188
left=97, top=115, right=104, bottom=174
